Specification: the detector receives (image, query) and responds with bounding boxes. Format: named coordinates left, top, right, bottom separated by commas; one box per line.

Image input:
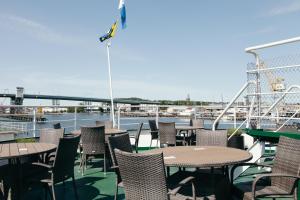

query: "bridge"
left=0, top=91, right=159, bottom=105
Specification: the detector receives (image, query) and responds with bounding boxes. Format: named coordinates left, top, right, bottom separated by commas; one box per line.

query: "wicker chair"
left=39, top=128, right=64, bottom=163
left=131, top=122, right=143, bottom=153
left=39, top=128, right=64, bottom=145
left=80, top=126, right=106, bottom=175
left=188, top=119, right=204, bottom=145
left=196, top=130, right=228, bottom=174
left=26, top=135, right=81, bottom=200
left=115, top=149, right=215, bottom=200
left=190, top=119, right=204, bottom=129
left=107, top=133, right=133, bottom=200
left=159, top=122, right=186, bottom=147
left=231, top=136, right=300, bottom=200
left=96, top=120, right=113, bottom=129
left=196, top=130, right=227, bottom=147
left=53, top=123, right=61, bottom=129
left=148, top=120, right=159, bottom=148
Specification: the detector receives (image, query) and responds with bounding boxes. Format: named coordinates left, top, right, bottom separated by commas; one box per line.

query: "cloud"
left=0, top=14, right=85, bottom=45
left=267, top=1, right=300, bottom=16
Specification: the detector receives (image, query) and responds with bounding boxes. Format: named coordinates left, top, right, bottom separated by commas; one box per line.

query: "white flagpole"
left=106, top=40, right=115, bottom=127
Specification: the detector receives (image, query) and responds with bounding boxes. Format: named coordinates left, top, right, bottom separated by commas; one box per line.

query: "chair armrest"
left=110, top=165, right=119, bottom=170
left=230, top=163, right=272, bottom=184
left=252, top=173, right=300, bottom=198
left=168, top=176, right=196, bottom=200
left=31, top=162, right=53, bottom=169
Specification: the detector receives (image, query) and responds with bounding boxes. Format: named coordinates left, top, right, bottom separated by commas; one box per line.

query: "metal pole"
left=32, top=108, right=36, bottom=137
left=106, top=41, right=115, bottom=127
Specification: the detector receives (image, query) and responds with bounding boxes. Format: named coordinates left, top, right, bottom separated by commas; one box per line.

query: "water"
left=25, top=113, right=239, bottom=137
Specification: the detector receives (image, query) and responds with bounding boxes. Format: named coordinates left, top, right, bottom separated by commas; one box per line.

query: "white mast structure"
left=106, top=40, right=115, bottom=127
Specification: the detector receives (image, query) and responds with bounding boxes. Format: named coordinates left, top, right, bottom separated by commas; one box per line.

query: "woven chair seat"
left=170, top=193, right=215, bottom=200
left=236, top=183, right=291, bottom=200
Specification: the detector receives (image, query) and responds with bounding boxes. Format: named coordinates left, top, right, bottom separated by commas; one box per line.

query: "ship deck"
left=20, top=149, right=294, bottom=200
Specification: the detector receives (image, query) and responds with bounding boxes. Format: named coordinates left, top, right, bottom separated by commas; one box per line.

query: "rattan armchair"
left=231, top=136, right=300, bottom=200
left=53, top=123, right=62, bottom=130
left=39, top=128, right=64, bottom=163
left=115, top=149, right=215, bottom=200
left=149, top=119, right=159, bottom=148
left=26, top=135, right=81, bottom=200
left=196, top=130, right=227, bottom=147
left=107, top=133, right=133, bottom=200
left=80, top=126, right=106, bottom=175
left=159, top=122, right=186, bottom=147
left=190, top=119, right=204, bottom=129
left=189, top=119, right=204, bottom=145
left=39, top=128, right=64, bottom=145
left=96, top=120, right=113, bottom=129
left=196, top=130, right=228, bottom=174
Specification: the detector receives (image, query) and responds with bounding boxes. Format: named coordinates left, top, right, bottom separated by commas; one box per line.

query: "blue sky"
left=1, top=0, right=300, bottom=104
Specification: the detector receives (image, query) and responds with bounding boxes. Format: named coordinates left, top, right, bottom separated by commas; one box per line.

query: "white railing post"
left=32, top=107, right=36, bottom=137
left=117, top=106, right=121, bottom=129
left=212, top=81, right=256, bottom=131
left=74, top=107, right=77, bottom=131
left=234, top=106, right=237, bottom=128
left=156, top=105, right=159, bottom=126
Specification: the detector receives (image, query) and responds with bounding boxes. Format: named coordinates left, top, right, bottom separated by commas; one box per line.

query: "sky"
left=0, top=0, right=300, bottom=105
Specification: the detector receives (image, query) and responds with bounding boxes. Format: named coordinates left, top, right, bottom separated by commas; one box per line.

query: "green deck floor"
left=22, top=150, right=296, bottom=200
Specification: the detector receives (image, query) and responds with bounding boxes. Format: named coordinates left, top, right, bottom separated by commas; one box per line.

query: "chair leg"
left=72, top=176, right=79, bottom=200
left=81, top=154, right=86, bottom=176
left=149, top=139, right=152, bottom=150
left=51, top=184, right=56, bottom=200
left=114, top=180, right=118, bottom=200
left=104, top=153, right=106, bottom=175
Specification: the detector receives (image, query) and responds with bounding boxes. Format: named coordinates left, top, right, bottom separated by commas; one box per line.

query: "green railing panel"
left=244, top=128, right=300, bottom=143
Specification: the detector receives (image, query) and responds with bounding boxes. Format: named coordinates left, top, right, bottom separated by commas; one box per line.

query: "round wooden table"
left=71, top=128, right=127, bottom=136
left=0, top=142, right=57, bottom=159
left=147, top=146, right=252, bottom=168
left=0, top=142, right=57, bottom=200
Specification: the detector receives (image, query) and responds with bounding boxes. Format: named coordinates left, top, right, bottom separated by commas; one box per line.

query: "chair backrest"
left=271, top=136, right=300, bottom=193
left=135, top=123, right=143, bottom=150
left=53, top=123, right=61, bottom=129
left=52, top=135, right=81, bottom=183
left=115, top=149, right=168, bottom=200
left=108, top=133, right=133, bottom=167
left=81, top=126, right=106, bottom=155
left=190, top=119, right=204, bottom=128
left=96, top=120, right=113, bottom=129
left=196, top=129, right=227, bottom=147
left=148, top=120, right=158, bottom=131
left=158, top=122, right=177, bottom=146
left=39, top=128, right=64, bottom=146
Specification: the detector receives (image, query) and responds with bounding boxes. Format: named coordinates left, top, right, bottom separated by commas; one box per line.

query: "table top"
left=175, top=126, right=203, bottom=131
left=147, top=146, right=252, bottom=168
left=71, top=128, right=127, bottom=136
left=0, top=143, right=57, bottom=160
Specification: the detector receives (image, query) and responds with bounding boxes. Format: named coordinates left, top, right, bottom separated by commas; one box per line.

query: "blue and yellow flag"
left=99, top=21, right=118, bottom=42
left=119, top=0, right=127, bottom=29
